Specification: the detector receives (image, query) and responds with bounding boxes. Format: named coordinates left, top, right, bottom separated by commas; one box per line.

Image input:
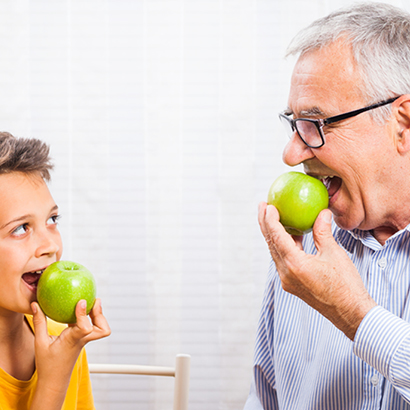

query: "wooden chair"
left=89, top=354, right=191, bottom=410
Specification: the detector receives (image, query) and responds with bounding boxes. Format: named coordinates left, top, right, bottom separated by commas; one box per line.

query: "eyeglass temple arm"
left=324, top=96, right=400, bottom=126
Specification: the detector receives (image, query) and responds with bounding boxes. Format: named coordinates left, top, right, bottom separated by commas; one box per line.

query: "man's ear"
left=394, top=95, right=410, bottom=154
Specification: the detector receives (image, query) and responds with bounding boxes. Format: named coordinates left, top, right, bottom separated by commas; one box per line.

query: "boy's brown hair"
left=0, top=132, right=53, bottom=181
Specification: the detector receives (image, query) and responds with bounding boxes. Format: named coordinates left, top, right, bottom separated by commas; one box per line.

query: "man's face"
left=0, top=172, right=62, bottom=316
left=282, top=40, right=397, bottom=232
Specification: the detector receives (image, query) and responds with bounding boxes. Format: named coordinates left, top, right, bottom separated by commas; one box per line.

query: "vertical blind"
left=0, top=0, right=407, bottom=408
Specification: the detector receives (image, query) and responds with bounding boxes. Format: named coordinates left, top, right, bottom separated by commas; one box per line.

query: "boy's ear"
left=394, top=95, right=410, bottom=154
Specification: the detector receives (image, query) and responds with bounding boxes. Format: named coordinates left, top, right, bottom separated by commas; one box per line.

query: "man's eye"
left=12, top=224, right=29, bottom=236
left=47, top=215, right=61, bottom=225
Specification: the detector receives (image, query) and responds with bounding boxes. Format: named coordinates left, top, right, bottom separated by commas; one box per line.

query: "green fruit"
left=37, top=261, right=96, bottom=324
left=267, top=171, right=329, bottom=235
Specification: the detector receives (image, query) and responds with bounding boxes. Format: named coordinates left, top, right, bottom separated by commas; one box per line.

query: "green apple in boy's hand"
left=37, top=261, right=97, bottom=324
left=267, top=171, right=329, bottom=236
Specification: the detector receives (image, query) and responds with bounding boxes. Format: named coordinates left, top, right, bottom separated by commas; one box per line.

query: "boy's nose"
left=282, top=132, right=316, bottom=166
left=35, top=231, right=61, bottom=258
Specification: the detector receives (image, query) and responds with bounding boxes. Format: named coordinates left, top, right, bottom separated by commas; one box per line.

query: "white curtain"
left=1, top=0, right=408, bottom=408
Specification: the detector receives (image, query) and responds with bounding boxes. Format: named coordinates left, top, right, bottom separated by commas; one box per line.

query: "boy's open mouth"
left=22, top=269, right=45, bottom=291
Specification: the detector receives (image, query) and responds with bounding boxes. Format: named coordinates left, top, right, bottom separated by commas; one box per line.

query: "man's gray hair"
left=287, top=2, right=410, bottom=121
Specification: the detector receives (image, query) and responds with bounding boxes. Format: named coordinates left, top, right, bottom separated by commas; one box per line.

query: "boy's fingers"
left=88, top=299, right=111, bottom=338
left=31, top=302, right=49, bottom=346
left=69, top=299, right=110, bottom=343
left=76, top=300, right=93, bottom=330
left=88, top=298, right=103, bottom=320
left=67, top=300, right=93, bottom=340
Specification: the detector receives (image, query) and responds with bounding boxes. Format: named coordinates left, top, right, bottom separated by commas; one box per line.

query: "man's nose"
left=282, top=132, right=315, bottom=166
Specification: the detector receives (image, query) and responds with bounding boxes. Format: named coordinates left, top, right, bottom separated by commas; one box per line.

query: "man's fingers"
left=258, top=203, right=282, bottom=246
left=258, top=202, right=304, bottom=276
left=264, top=205, right=299, bottom=260
left=258, top=203, right=280, bottom=259
left=257, top=202, right=269, bottom=238
left=293, top=234, right=304, bottom=250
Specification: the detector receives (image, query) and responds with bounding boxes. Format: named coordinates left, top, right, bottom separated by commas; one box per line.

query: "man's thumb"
left=312, top=209, right=334, bottom=249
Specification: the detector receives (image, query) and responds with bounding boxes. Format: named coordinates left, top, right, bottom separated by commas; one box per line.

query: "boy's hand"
left=31, top=298, right=110, bottom=386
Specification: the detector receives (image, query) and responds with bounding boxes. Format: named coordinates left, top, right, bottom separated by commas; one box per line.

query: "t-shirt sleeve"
left=74, top=349, right=95, bottom=410
left=62, top=348, right=95, bottom=410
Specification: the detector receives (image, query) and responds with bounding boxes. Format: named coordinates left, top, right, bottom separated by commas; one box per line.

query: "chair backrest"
left=89, top=354, right=191, bottom=410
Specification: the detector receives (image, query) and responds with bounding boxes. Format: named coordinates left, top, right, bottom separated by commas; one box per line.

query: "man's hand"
left=258, top=202, right=377, bottom=340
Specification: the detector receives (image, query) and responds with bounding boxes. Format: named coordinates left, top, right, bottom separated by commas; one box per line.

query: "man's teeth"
left=318, top=176, right=335, bottom=190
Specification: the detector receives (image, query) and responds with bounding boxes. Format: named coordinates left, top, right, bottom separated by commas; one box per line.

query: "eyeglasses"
left=279, top=96, right=400, bottom=148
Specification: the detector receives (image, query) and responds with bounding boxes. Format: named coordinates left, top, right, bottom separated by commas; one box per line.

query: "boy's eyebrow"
left=0, top=215, right=32, bottom=230
left=0, top=205, right=59, bottom=230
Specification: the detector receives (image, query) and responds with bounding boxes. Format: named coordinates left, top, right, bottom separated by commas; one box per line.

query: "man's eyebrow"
left=284, top=106, right=327, bottom=118
left=0, top=205, right=59, bottom=231
left=299, top=106, right=326, bottom=117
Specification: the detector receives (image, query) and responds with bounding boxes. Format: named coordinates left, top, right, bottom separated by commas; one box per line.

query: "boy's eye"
left=47, top=215, right=61, bottom=225
left=12, top=223, right=29, bottom=236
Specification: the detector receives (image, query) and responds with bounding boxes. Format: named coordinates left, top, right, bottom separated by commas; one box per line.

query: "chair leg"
left=173, top=354, right=191, bottom=410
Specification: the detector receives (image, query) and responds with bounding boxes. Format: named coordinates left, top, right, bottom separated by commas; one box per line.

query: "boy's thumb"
left=31, top=302, right=49, bottom=345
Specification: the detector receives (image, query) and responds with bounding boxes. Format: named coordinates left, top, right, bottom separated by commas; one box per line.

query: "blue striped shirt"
left=244, top=222, right=410, bottom=409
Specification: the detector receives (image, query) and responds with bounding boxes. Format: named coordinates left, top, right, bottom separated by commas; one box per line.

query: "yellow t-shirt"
left=0, top=316, right=95, bottom=410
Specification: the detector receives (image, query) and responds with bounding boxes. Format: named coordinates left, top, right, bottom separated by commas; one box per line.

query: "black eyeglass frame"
left=279, top=96, right=401, bottom=148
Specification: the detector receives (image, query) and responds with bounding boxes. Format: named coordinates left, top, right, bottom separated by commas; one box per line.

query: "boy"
left=0, top=131, right=111, bottom=409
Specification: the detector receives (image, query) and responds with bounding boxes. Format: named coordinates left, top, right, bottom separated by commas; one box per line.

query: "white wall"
left=0, top=0, right=408, bottom=408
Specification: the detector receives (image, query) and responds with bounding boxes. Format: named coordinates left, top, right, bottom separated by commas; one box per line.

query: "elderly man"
left=245, top=2, right=410, bottom=409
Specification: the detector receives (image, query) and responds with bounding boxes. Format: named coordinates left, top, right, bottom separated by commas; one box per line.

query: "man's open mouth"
left=22, top=269, right=45, bottom=290
left=319, top=175, right=342, bottom=200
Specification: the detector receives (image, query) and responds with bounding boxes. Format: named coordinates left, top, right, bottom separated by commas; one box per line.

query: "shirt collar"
left=336, top=222, right=410, bottom=253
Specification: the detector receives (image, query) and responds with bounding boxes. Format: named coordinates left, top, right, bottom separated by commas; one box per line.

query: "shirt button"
left=371, top=375, right=379, bottom=386
left=378, top=257, right=387, bottom=269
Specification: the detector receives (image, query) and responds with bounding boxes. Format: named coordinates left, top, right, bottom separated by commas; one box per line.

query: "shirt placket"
left=362, top=250, right=390, bottom=409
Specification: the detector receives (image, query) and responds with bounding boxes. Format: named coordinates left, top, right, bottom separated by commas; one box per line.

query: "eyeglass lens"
left=279, top=115, right=323, bottom=148
left=279, top=115, right=293, bottom=137
left=296, top=120, right=322, bottom=147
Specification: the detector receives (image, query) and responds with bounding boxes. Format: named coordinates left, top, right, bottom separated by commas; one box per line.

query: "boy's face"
left=0, top=172, right=62, bottom=316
